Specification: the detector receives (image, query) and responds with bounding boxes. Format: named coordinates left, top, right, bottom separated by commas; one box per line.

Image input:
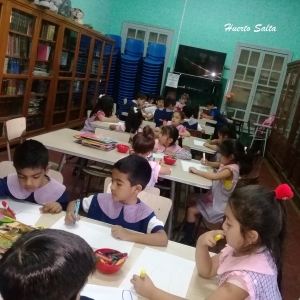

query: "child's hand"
left=130, top=274, right=155, bottom=299
left=189, top=167, right=198, bottom=174
left=111, top=225, right=132, bottom=241
left=0, top=208, right=16, bottom=219
left=163, top=120, right=167, bottom=126
left=200, top=158, right=209, bottom=166
left=65, top=211, right=80, bottom=225
left=40, top=202, right=62, bottom=214
left=197, top=230, right=225, bottom=247
left=154, top=127, right=161, bottom=132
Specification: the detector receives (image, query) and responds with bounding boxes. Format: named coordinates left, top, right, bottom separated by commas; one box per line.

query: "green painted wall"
left=75, top=0, right=299, bottom=80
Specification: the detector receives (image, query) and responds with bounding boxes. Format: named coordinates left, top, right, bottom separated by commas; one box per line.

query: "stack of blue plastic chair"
left=105, top=34, right=122, bottom=98
left=140, top=43, right=166, bottom=95
left=117, top=38, right=144, bottom=107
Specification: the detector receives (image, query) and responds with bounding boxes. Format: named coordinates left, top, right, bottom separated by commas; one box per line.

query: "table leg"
left=167, top=180, right=176, bottom=238
left=58, top=153, right=66, bottom=172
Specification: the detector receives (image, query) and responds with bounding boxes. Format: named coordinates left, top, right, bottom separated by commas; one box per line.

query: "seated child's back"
left=0, top=140, right=68, bottom=214
left=65, top=155, right=168, bottom=247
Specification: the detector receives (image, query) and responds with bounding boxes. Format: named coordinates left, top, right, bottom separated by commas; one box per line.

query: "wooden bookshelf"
left=0, top=0, right=114, bottom=142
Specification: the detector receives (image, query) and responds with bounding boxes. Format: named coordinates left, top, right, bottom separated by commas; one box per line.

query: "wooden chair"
left=0, top=161, right=63, bottom=184
left=104, top=177, right=171, bottom=223
left=95, top=128, right=130, bottom=143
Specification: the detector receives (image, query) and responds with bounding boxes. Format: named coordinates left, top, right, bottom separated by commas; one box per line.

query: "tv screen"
left=174, top=45, right=226, bottom=81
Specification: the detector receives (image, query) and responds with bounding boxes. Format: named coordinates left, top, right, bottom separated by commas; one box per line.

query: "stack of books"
left=74, top=133, right=117, bottom=151
left=40, top=24, right=56, bottom=41
left=9, top=10, right=34, bottom=35
left=6, top=34, right=30, bottom=57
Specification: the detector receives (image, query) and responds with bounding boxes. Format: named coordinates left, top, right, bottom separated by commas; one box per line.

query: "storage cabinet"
left=267, top=60, right=300, bottom=207
left=0, top=0, right=114, bottom=145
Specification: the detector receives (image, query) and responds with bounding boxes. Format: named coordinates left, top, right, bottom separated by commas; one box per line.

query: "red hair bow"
left=275, top=184, right=294, bottom=200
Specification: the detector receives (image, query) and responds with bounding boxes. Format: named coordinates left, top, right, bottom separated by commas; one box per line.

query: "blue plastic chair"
left=122, top=54, right=141, bottom=62
left=105, top=34, right=122, bottom=49
left=147, top=43, right=166, bottom=61
left=125, top=39, right=144, bottom=57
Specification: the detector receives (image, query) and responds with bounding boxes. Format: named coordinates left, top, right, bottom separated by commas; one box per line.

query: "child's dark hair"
left=90, top=95, right=114, bottom=117
left=228, top=185, right=288, bottom=290
left=205, top=99, right=216, bottom=107
left=218, top=139, right=253, bottom=175
left=161, top=125, right=182, bottom=147
left=181, top=93, right=189, bottom=102
left=132, top=126, right=155, bottom=154
left=136, top=92, right=147, bottom=100
left=146, top=93, right=154, bottom=102
left=183, top=104, right=199, bottom=119
left=113, top=155, right=151, bottom=189
left=125, top=106, right=143, bottom=133
left=218, top=123, right=237, bottom=139
left=13, top=140, right=49, bottom=170
left=0, top=229, right=96, bottom=300
left=164, top=97, right=176, bottom=108
left=173, top=110, right=185, bottom=120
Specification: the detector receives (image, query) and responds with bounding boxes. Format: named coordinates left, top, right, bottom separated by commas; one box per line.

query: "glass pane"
left=273, top=56, right=284, bottom=71
left=97, top=82, right=106, bottom=98
left=238, top=49, right=249, bottom=64
left=249, top=113, right=259, bottom=127
left=5, top=9, right=35, bottom=74
left=252, top=86, right=275, bottom=115
left=234, top=65, right=246, bottom=80
left=249, top=51, right=260, bottom=67
left=245, top=67, right=256, bottom=82
left=70, top=80, right=84, bottom=121
left=269, top=72, right=280, bottom=87
left=127, top=28, right=136, bottom=39
left=90, top=40, right=102, bottom=79
left=85, top=81, right=96, bottom=115
left=158, top=34, right=167, bottom=45
left=227, top=81, right=252, bottom=110
left=149, top=32, right=158, bottom=43
left=258, top=70, right=270, bottom=85
left=76, top=35, right=91, bottom=78
left=59, top=28, right=78, bottom=77
left=34, top=21, right=59, bottom=76
left=101, top=43, right=112, bottom=79
left=136, top=30, right=145, bottom=41
left=27, top=80, right=50, bottom=131
left=262, top=54, right=274, bottom=69
left=235, top=111, right=245, bottom=119
left=53, top=80, right=70, bottom=125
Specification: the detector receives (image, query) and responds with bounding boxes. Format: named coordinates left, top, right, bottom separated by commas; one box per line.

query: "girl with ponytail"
left=132, top=126, right=171, bottom=187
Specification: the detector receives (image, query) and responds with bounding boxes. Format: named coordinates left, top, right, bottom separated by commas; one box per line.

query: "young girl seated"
left=175, top=93, right=189, bottom=111
left=0, top=140, right=68, bottom=215
left=132, top=126, right=171, bottom=187
left=180, top=139, right=253, bottom=245
left=182, top=105, right=204, bottom=132
left=159, top=111, right=191, bottom=137
left=0, top=229, right=96, bottom=300
left=65, top=155, right=168, bottom=247
left=154, top=125, right=192, bottom=160
left=109, top=106, right=143, bottom=135
left=82, top=95, right=118, bottom=133
left=131, top=184, right=293, bottom=300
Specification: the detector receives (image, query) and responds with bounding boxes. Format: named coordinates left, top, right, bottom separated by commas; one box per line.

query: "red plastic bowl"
left=116, top=144, right=129, bottom=153
left=95, top=248, right=126, bottom=274
left=164, top=155, right=177, bottom=165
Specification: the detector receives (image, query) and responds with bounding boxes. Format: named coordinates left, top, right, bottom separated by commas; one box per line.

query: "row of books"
left=1, top=79, right=25, bottom=96
left=6, top=34, right=31, bottom=57
left=40, top=24, right=56, bottom=41
left=37, top=44, right=52, bottom=61
left=0, top=98, right=23, bottom=117
left=3, top=58, right=29, bottom=75
left=10, top=10, right=34, bottom=36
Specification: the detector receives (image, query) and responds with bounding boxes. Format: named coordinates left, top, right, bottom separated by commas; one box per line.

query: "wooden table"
left=31, top=129, right=212, bottom=237
left=198, top=118, right=217, bottom=126
left=91, top=120, right=156, bottom=130
left=183, top=137, right=216, bottom=155
left=35, top=211, right=217, bottom=300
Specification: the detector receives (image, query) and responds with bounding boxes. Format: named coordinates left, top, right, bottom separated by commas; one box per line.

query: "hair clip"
left=244, top=146, right=247, bottom=153
left=133, top=107, right=138, bottom=113
left=99, top=94, right=105, bottom=99
left=275, top=184, right=294, bottom=200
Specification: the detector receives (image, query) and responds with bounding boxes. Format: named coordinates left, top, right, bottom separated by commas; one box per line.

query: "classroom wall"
left=72, top=0, right=300, bottom=81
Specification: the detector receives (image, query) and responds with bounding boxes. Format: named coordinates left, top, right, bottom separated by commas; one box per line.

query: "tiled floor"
left=1, top=149, right=300, bottom=299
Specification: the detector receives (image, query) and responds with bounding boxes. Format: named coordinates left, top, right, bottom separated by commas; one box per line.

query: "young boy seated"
left=65, top=155, right=168, bottom=247
left=143, top=95, right=165, bottom=121
left=182, top=105, right=205, bottom=132
left=154, top=96, right=176, bottom=127
left=0, top=229, right=96, bottom=300
left=203, top=99, right=228, bottom=136
left=0, top=140, right=68, bottom=216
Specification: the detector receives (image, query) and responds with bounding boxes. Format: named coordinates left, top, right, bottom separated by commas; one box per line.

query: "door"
left=121, top=21, right=174, bottom=93
left=222, top=43, right=292, bottom=129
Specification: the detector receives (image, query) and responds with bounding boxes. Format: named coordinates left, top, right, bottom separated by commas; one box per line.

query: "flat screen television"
left=174, top=45, right=227, bottom=81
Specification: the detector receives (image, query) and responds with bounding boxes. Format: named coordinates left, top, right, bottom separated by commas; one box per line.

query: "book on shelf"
left=10, top=10, right=34, bottom=35
left=37, top=44, right=51, bottom=61
left=41, top=24, right=56, bottom=41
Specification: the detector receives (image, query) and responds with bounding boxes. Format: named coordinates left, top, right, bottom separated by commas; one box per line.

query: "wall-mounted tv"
left=174, top=45, right=227, bottom=81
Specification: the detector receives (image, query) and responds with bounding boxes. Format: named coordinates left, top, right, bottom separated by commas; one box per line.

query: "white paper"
left=193, top=140, right=205, bottom=147
left=81, top=284, right=137, bottom=300
left=120, top=247, right=195, bottom=298
left=181, top=161, right=208, bottom=172
left=152, top=153, right=164, bottom=159
left=166, top=73, right=180, bottom=88
left=51, top=217, right=134, bottom=254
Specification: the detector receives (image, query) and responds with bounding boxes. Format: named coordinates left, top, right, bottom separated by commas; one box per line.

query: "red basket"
left=116, top=144, right=129, bottom=153
left=164, top=155, right=177, bottom=165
